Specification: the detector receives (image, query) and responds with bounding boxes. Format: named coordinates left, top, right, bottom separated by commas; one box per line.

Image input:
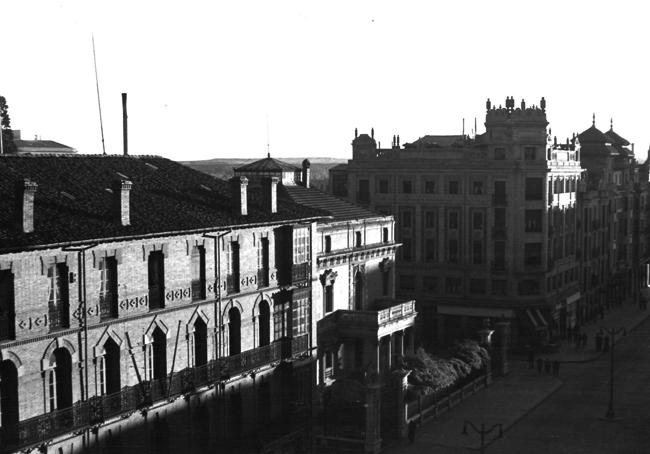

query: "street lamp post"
left=462, top=420, right=503, bottom=454
left=602, top=326, right=626, bottom=419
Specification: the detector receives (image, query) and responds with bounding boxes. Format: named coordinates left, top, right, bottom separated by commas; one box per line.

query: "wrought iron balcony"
left=226, top=273, right=240, bottom=294
left=257, top=267, right=270, bottom=288
left=291, top=262, right=310, bottom=284
left=0, top=340, right=299, bottom=452
left=99, top=293, right=118, bottom=321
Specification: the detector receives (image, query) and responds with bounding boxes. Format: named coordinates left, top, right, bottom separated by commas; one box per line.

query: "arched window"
left=104, top=338, right=121, bottom=395
left=354, top=272, right=364, bottom=310
left=258, top=301, right=270, bottom=347
left=0, top=360, right=19, bottom=427
left=152, top=328, right=167, bottom=380
left=228, top=308, right=241, bottom=355
left=51, top=348, right=72, bottom=410
left=194, top=317, right=208, bottom=367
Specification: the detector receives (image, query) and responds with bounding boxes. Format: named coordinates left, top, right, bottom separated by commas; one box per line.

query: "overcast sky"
left=2, top=0, right=648, bottom=161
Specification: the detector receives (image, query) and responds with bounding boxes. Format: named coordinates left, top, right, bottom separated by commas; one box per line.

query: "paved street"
left=385, top=303, right=650, bottom=454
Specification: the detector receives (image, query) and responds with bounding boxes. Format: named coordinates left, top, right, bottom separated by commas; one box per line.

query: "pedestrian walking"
left=528, top=349, right=535, bottom=369
left=596, top=332, right=603, bottom=351
left=536, top=357, right=543, bottom=375
left=553, top=360, right=560, bottom=376
left=408, top=420, right=417, bottom=444
left=544, top=358, right=551, bottom=374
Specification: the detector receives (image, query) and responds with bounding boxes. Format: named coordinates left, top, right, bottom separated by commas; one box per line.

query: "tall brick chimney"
left=230, top=176, right=248, bottom=216
left=302, top=159, right=311, bottom=188
left=263, top=176, right=279, bottom=214
left=113, top=180, right=132, bottom=226
left=18, top=179, right=38, bottom=233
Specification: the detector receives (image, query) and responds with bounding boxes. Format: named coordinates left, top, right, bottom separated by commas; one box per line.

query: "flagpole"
left=92, top=34, right=106, bottom=155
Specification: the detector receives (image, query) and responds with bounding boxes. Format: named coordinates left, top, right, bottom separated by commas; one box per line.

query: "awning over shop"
left=566, top=292, right=581, bottom=306
left=436, top=305, right=514, bottom=319
left=525, top=309, right=548, bottom=329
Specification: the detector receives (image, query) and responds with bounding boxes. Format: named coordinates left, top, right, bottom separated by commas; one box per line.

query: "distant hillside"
left=181, top=157, right=347, bottom=191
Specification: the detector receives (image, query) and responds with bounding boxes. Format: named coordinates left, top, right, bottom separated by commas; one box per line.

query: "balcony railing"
left=99, top=293, right=118, bottom=321
left=48, top=303, right=69, bottom=331
left=226, top=273, right=240, bottom=294
left=291, top=262, right=310, bottom=284
left=257, top=267, right=269, bottom=288
left=0, top=339, right=304, bottom=453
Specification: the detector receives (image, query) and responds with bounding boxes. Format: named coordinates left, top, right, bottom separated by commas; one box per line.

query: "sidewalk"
left=544, top=300, right=649, bottom=363
left=382, top=301, right=650, bottom=454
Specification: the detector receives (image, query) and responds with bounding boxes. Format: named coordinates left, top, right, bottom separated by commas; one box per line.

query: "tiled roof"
left=0, top=155, right=323, bottom=251
left=578, top=125, right=608, bottom=144
left=404, top=135, right=466, bottom=148
left=604, top=129, right=631, bottom=147
left=14, top=140, right=76, bottom=152
left=281, top=184, right=381, bottom=222
left=234, top=156, right=299, bottom=172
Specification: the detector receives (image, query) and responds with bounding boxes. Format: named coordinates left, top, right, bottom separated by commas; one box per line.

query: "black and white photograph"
left=1, top=1, right=649, bottom=453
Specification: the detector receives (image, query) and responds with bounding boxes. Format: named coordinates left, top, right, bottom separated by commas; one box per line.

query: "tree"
left=0, top=95, right=16, bottom=154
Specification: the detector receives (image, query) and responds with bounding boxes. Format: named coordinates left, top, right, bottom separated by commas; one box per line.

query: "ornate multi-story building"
left=0, top=153, right=406, bottom=454
left=576, top=118, right=649, bottom=323
left=330, top=97, right=584, bottom=348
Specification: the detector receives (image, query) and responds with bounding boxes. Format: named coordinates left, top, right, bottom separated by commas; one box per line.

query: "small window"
left=401, top=209, right=413, bottom=229
left=525, top=178, right=543, bottom=200
left=494, top=147, right=506, bottom=160
left=382, top=227, right=389, bottom=243
left=445, top=277, right=462, bottom=294
left=424, top=180, right=436, bottom=194
left=469, top=279, right=486, bottom=294
left=422, top=276, right=438, bottom=292
left=378, top=178, right=390, bottom=194
left=525, top=210, right=542, bottom=232
left=472, top=212, right=483, bottom=230
left=425, top=211, right=436, bottom=229
left=325, top=235, right=332, bottom=252
left=402, top=238, right=413, bottom=262
left=448, top=180, right=460, bottom=194
left=402, top=179, right=413, bottom=194
left=448, top=212, right=459, bottom=230
left=518, top=279, right=540, bottom=295
left=472, top=240, right=483, bottom=264
left=524, top=147, right=536, bottom=160
left=491, top=280, right=507, bottom=295
left=448, top=239, right=458, bottom=263
left=425, top=238, right=436, bottom=262
left=472, top=181, right=483, bottom=195
left=355, top=231, right=362, bottom=248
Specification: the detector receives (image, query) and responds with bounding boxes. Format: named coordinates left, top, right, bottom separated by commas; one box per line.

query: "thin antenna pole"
left=0, top=111, right=4, bottom=155
left=266, top=114, right=270, bottom=158
left=92, top=34, right=106, bottom=155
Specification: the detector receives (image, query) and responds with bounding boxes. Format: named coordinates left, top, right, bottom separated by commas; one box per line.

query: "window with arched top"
left=258, top=301, right=270, bottom=347
left=152, top=327, right=167, bottom=380
left=50, top=348, right=73, bottom=411
left=102, top=338, right=121, bottom=395
left=193, top=317, right=208, bottom=367
left=229, top=308, right=241, bottom=355
left=0, top=359, right=19, bottom=427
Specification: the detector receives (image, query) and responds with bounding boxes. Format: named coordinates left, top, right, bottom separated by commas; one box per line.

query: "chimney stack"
left=122, top=93, right=128, bottom=156
left=113, top=180, right=132, bottom=226
left=230, top=176, right=248, bottom=216
left=18, top=179, right=38, bottom=233
left=263, top=176, right=279, bottom=213
left=302, top=159, right=311, bottom=189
